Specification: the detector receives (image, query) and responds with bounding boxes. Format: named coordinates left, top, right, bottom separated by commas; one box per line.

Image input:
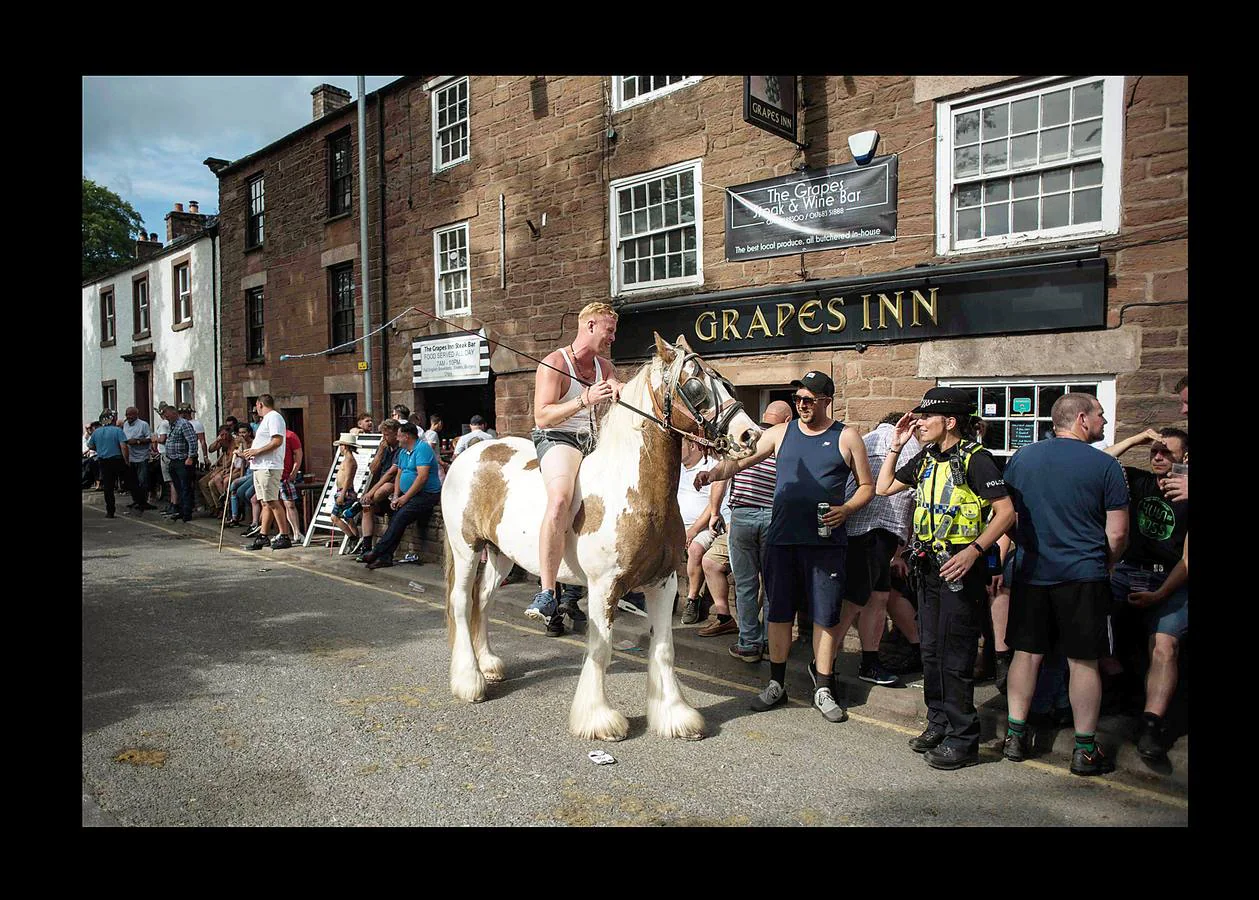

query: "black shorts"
left=844, top=528, right=900, bottom=606
left=1006, top=579, right=1111, bottom=660
left=763, top=544, right=847, bottom=628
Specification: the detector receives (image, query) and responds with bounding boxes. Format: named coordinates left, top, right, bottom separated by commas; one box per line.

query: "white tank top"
left=550, top=348, right=603, bottom=434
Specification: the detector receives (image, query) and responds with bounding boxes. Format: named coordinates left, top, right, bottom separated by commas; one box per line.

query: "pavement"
left=83, top=490, right=1188, bottom=795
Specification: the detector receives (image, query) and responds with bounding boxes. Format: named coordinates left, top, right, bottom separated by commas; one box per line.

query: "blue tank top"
left=767, top=420, right=850, bottom=547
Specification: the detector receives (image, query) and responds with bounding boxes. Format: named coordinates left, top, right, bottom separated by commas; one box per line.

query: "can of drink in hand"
left=817, top=502, right=831, bottom=538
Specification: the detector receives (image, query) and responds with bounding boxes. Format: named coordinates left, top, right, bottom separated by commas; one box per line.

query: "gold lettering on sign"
left=746, top=305, right=773, bottom=339
left=721, top=308, right=743, bottom=341
left=797, top=299, right=823, bottom=334
left=877, top=292, right=903, bottom=330
left=694, top=310, right=718, bottom=342
left=775, top=303, right=796, bottom=336
left=910, top=288, right=938, bottom=326
left=826, top=297, right=847, bottom=332
left=861, top=294, right=873, bottom=331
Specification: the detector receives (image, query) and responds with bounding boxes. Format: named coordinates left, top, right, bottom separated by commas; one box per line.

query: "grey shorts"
left=531, top=427, right=594, bottom=463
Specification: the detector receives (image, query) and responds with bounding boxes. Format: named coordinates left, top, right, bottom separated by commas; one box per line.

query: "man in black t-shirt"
left=1104, top=426, right=1189, bottom=760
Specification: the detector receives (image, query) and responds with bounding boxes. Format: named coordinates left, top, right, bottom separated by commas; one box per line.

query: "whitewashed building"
left=82, top=202, right=223, bottom=430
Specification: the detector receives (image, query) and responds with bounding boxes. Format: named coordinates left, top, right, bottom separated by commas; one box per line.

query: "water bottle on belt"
left=933, top=543, right=966, bottom=593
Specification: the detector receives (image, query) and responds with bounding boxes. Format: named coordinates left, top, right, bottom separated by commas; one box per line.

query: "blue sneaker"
left=617, top=591, right=648, bottom=618
left=525, top=588, right=559, bottom=622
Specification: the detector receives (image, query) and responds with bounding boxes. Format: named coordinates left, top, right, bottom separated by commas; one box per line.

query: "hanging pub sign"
left=726, top=155, right=898, bottom=261
left=743, top=76, right=797, bottom=143
left=613, top=256, right=1107, bottom=361
left=412, top=328, right=491, bottom=386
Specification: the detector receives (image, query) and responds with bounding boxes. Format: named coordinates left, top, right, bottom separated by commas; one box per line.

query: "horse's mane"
left=590, top=357, right=656, bottom=451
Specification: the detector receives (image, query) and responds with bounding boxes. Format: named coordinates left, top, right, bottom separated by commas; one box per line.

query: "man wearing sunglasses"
left=1103, top=426, right=1189, bottom=761
left=696, top=371, right=874, bottom=724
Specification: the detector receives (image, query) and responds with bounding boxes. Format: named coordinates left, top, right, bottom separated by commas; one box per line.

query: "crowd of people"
left=84, top=301, right=1187, bottom=777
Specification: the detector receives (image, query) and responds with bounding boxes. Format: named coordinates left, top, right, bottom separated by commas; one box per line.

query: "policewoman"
left=875, top=388, right=1015, bottom=770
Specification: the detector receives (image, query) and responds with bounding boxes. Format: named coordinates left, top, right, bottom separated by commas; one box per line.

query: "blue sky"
left=82, top=76, right=402, bottom=241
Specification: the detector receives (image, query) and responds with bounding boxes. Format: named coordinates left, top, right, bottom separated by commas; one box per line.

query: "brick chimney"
left=312, top=84, right=352, bottom=120
left=165, top=200, right=209, bottom=243
left=135, top=231, right=164, bottom=261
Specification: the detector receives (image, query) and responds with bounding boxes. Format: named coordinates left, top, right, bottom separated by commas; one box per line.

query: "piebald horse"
left=442, top=334, right=762, bottom=741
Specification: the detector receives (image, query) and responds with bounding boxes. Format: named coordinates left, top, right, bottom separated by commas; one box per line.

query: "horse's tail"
left=444, top=530, right=484, bottom=649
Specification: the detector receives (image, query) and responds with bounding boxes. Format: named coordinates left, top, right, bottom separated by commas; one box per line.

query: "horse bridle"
left=657, top=350, right=746, bottom=455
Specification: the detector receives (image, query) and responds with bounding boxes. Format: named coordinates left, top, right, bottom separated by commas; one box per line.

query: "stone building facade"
left=214, top=74, right=1187, bottom=484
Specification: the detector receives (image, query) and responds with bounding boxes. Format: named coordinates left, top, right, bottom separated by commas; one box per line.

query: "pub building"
left=212, top=74, right=1185, bottom=487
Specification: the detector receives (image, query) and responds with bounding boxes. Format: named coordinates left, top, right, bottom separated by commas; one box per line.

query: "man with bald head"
left=724, top=399, right=794, bottom=663
left=120, top=406, right=155, bottom=512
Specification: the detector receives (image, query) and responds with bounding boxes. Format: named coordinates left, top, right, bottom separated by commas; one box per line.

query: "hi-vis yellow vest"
left=912, top=440, right=991, bottom=545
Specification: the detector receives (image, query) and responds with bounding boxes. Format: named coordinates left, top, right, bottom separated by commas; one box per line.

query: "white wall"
left=81, top=234, right=218, bottom=430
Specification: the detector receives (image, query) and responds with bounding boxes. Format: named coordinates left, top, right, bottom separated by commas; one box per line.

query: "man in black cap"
left=696, top=370, right=874, bottom=724
left=875, top=388, right=1014, bottom=770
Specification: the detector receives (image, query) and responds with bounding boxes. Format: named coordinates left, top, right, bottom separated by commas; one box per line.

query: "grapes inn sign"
left=614, top=252, right=1107, bottom=360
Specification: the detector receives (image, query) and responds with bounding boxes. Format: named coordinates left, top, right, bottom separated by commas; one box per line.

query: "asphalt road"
left=82, top=506, right=1188, bottom=827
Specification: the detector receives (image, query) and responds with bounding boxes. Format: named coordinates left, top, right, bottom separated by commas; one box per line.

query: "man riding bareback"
left=525, top=302, right=626, bottom=622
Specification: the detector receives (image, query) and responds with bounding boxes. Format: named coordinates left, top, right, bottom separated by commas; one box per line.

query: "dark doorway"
left=133, top=370, right=151, bottom=424
left=281, top=408, right=306, bottom=476
left=417, top=375, right=497, bottom=439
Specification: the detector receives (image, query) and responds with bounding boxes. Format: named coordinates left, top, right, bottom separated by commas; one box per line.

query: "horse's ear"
left=654, top=332, right=676, bottom=361
left=674, top=334, right=695, bottom=354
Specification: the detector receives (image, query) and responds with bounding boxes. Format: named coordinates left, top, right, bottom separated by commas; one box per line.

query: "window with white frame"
left=936, top=76, right=1123, bottom=255
left=611, top=160, right=702, bottom=295
left=432, top=77, right=469, bottom=172
left=613, top=76, right=702, bottom=111
left=434, top=223, right=470, bottom=316
left=939, top=376, right=1116, bottom=459
left=174, top=262, right=191, bottom=325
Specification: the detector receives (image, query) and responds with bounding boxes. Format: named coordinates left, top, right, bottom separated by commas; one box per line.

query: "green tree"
left=82, top=178, right=146, bottom=282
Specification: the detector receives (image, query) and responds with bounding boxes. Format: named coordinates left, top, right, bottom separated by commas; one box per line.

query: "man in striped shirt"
left=725, top=400, right=793, bottom=663
left=835, top=411, right=922, bottom=685
left=160, top=404, right=199, bottom=523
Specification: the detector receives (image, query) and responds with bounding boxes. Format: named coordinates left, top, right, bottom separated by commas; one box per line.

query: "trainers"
left=680, top=597, right=701, bottom=624
left=243, top=535, right=269, bottom=551
left=617, top=592, right=648, bottom=618
left=243, top=524, right=262, bottom=538
left=813, top=686, right=848, bottom=723
left=728, top=643, right=762, bottom=663
left=270, top=534, right=293, bottom=550
left=525, top=589, right=559, bottom=622
left=1137, top=714, right=1168, bottom=760
left=1070, top=742, right=1116, bottom=776
left=859, top=662, right=900, bottom=686
left=750, top=680, right=787, bottom=712
left=545, top=612, right=566, bottom=637
left=1002, top=731, right=1028, bottom=762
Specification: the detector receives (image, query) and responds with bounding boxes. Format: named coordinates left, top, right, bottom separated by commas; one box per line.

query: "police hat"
left=912, top=387, right=976, bottom=417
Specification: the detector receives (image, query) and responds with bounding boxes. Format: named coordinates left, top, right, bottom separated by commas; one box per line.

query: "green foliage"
left=82, top=178, right=146, bottom=282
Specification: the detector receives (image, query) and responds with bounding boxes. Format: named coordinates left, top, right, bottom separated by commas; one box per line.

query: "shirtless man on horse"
left=524, top=301, right=626, bottom=623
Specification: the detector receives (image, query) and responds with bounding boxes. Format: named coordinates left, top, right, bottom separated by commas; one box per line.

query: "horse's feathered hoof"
left=570, top=707, right=630, bottom=743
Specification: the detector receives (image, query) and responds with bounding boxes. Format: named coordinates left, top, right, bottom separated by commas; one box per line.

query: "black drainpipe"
left=377, top=91, right=390, bottom=417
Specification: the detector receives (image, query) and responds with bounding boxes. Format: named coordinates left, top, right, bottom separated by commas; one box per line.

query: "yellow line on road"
left=91, top=504, right=1189, bottom=810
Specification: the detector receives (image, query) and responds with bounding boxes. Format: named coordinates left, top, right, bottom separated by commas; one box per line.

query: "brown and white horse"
left=441, top=334, right=762, bottom=741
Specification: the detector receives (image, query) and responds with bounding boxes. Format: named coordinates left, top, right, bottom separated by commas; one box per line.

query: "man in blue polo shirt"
left=88, top=410, right=127, bottom=518
left=360, top=421, right=441, bottom=570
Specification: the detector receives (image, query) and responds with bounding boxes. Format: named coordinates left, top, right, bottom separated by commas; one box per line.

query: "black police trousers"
left=917, top=558, right=988, bottom=753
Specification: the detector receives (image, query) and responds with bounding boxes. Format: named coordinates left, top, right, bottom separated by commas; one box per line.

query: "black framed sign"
left=726, top=155, right=898, bottom=261
left=743, top=76, right=797, bottom=143
left=613, top=257, right=1107, bottom=361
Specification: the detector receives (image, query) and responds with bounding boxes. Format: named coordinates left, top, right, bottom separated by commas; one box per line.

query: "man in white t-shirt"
left=178, top=403, right=211, bottom=469
left=240, top=394, right=291, bottom=551
left=677, top=438, right=721, bottom=620
left=152, top=402, right=177, bottom=514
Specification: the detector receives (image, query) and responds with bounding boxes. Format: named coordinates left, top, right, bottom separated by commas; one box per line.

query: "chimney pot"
left=174, top=202, right=184, bottom=213
left=189, top=201, right=199, bottom=214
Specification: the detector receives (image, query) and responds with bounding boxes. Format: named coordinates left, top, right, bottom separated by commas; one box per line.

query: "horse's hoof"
left=479, top=656, right=506, bottom=683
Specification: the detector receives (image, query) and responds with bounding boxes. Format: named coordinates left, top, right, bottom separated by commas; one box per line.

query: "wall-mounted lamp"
left=847, top=130, right=880, bottom=165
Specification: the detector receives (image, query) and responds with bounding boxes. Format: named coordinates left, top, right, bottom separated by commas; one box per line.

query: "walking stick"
left=217, top=476, right=231, bottom=553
